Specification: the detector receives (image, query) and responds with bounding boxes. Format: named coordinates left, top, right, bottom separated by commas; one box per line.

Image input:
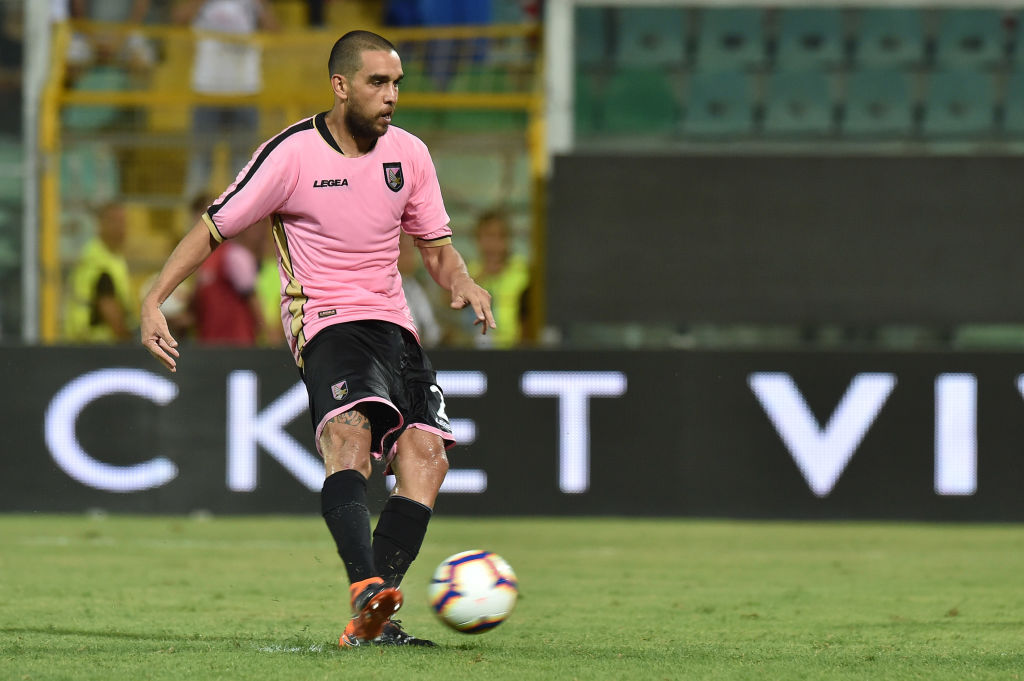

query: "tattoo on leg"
left=327, top=409, right=372, bottom=431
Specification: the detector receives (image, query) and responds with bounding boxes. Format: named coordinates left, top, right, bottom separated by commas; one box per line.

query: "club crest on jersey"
left=383, top=162, right=404, bottom=192
left=331, top=380, right=349, bottom=401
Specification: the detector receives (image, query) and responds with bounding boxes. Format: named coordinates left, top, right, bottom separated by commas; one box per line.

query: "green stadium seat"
left=682, top=70, right=754, bottom=137
left=613, top=7, right=687, bottom=67
left=763, top=70, right=835, bottom=135
left=433, top=152, right=505, bottom=208
left=508, top=152, right=531, bottom=210
left=600, top=67, right=678, bottom=135
left=62, top=66, right=131, bottom=131
left=447, top=66, right=517, bottom=93
left=575, top=7, right=609, bottom=66
left=394, top=109, right=441, bottom=132
left=442, top=66, right=526, bottom=133
left=952, top=324, right=1024, bottom=348
left=854, top=8, right=926, bottom=67
left=842, top=68, right=915, bottom=136
left=1011, top=11, right=1024, bottom=66
left=694, top=8, right=766, bottom=70
left=1000, top=70, right=1024, bottom=135
left=921, top=69, right=996, bottom=136
left=574, top=70, right=601, bottom=137
left=0, top=139, right=22, bottom=204
left=440, top=109, right=527, bottom=134
left=933, top=10, right=1008, bottom=68
left=399, top=63, right=436, bottom=93
left=775, top=8, right=845, bottom=69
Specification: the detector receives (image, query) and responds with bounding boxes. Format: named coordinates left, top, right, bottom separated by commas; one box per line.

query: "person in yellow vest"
left=465, top=209, right=529, bottom=348
left=64, top=202, right=137, bottom=342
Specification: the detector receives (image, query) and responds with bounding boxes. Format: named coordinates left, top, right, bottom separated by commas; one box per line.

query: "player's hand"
left=450, top=276, right=496, bottom=335
left=140, top=302, right=180, bottom=372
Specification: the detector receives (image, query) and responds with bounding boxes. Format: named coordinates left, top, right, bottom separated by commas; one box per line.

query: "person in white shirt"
left=172, top=0, right=279, bottom=199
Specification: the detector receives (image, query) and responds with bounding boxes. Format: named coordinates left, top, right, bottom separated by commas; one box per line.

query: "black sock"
left=372, top=495, right=433, bottom=587
left=321, top=470, right=375, bottom=584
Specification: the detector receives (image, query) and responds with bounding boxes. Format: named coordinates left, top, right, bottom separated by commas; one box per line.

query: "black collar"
left=314, top=112, right=342, bottom=154
left=314, top=111, right=381, bottom=156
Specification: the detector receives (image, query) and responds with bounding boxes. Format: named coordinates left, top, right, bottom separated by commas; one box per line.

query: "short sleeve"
left=401, top=140, right=452, bottom=240
left=204, top=138, right=297, bottom=242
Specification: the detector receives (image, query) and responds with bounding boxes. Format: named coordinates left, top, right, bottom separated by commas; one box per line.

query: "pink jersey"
left=202, top=113, right=452, bottom=364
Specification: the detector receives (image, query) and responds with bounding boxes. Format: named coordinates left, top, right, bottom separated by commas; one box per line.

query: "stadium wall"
left=4, top=346, right=1024, bottom=520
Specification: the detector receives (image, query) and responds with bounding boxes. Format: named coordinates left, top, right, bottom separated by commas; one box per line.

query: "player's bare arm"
left=417, top=239, right=495, bottom=333
left=140, top=220, right=220, bottom=372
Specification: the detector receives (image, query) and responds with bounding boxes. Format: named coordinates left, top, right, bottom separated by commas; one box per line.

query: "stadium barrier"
left=549, top=154, right=1024, bottom=327
left=4, top=346, right=1024, bottom=520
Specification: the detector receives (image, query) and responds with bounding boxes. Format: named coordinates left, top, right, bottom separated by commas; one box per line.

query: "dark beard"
left=345, top=107, right=385, bottom=141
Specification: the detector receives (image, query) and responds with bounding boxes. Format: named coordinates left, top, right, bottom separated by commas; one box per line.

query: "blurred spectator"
left=64, top=202, right=137, bottom=342
left=398, top=231, right=443, bottom=348
left=138, top=193, right=211, bottom=341
left=305, top=0, right=331, bottom=28
left=191, top=215, right=267, bottom=345
left=81, top=0, right=156, bottom=73
left=385, top=0, right=490, bottom=27
left=465, top=209, right=528, bottom=348
left=255, top=220, right=285, bottom=346
left=58, top=0, right=156, bottom=82
left=384, top=0, right=491, bottom=85
left=174, top=0, right=278, bottom=199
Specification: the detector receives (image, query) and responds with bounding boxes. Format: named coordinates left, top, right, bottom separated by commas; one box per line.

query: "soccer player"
left=140, top=30, right=495, bottom=647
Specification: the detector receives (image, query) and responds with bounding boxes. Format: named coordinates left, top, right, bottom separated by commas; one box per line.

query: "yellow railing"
left=40, top=20, right=545, bottom=343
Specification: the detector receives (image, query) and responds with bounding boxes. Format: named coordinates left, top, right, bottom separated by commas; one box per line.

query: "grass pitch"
left=1, top=515, right=1022, bottom=681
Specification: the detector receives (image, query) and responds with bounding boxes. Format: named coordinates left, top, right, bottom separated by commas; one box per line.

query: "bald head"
left=328, top=30, right=398, bottom=79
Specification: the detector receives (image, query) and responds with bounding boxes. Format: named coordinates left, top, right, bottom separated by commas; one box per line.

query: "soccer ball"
left=428, top=550, right=518, bottom=633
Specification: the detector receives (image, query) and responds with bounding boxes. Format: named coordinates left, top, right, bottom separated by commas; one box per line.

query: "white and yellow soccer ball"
left=428, top=550, right=518, bottom=633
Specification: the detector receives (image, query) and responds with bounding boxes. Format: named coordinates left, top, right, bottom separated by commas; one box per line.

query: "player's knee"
left=399, top=430, right=449, bottom=477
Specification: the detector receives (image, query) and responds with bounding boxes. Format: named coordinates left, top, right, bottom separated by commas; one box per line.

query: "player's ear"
left=331, top=73, right=348, bottom=100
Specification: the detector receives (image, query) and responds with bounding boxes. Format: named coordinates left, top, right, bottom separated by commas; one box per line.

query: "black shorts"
left=300, top=320, right=455, bottom=468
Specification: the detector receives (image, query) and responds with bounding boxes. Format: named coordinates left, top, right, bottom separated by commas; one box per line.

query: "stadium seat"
left=599, top=67, right=678, bottom=135
left=442, top=66, right=526, bottom=133
left=933, top=9, right=1008, bottom=68
left=1000, top=70, right=1024, bottom=134
left=1011, top=11, right=1024, bottom=67
left=763, top=69, right=835, bottom=135
left=396, top=63, right=441, bottom=130
left=62, top=66, right=131, bottom=131
left=853, top=8, right=926, bottom=67
left=921, top=69, right=996, bottom=136
left=447, top=65, right=517, bottom=93
left=694, top=8, right=766, bottom=70
left=574, top=70, right=601, bottom=136
left=682, top=70, right=754, bottom=137
left=775, top=8, right=845, bottom=69
left=0, top=139, right=22, bottom=204
left=952, top=324, right=1024, bottom=348
left=507, top=152, right=531, bottom=210
left=613, top=7, right=687, bottom=67
left=575, top=7, right=609, bottom=66
left=842, top=68, right=915, bottom=136
left=432, top=152, right=505, bottom=208
left=394, top=108, right=441, bottom=132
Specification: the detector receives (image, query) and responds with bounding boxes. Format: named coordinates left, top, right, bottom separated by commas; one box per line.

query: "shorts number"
left=430, top=384, right=449, bottom=422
